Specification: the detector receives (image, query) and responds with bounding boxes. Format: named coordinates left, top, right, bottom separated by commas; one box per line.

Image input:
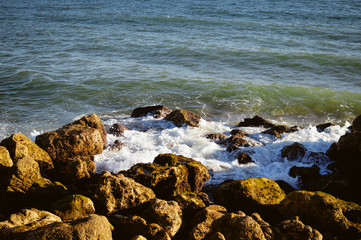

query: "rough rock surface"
left=131, top=105, right=172, bottom=119
left=276, top=218, right=323, bottom=240
left=237, top=115, right=276, bottom=128
left=124, top=154, right=209, bottom=199
left=213, top=177, right=286, bottom=214
left=262, top=125, right=298, bottom=138
left=107, top=123, right=128, bottom=137
left=0, top=133, right=53, bottom=171
left=164, top=109, right=201, bottom=127
left=62, top=156, right=96, bottom=182
left=94, top=171, right=155, bottom=213
left=281, top=142, right=307, bottom=161
left=51, top=194, right=95, bottom=221
left=279, top=190, right=361, bottom=238
left=0, top=146, right=12, bottom=168
left=237, top=152, right=254, bottom=165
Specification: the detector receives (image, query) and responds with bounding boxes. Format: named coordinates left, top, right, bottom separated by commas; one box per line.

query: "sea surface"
left=1, top=0, right=360, bottom=186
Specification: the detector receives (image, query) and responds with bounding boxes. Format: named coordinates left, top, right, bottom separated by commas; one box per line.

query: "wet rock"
left=107, top=123, right=128, bottom=137
left=124, top=154, right=210, bottom=199
left=276, top=218, right=323, bottom=240
left=237, top=152, right=254, bottom=165
left=205, top=134, right=226, bottom=140
left=316, top=122, right=334, bottom=132
left=26, top=214, right=113, bottom=240
left=352, top=114, right=361, bottom=132
left=189, top=205, right=227, bottom=240
left=262, top=125, right=297, bottom=138
left=164, top=109, right=201, bottom=127
left=237, top=115, right=276, bottom=128
left=213, top=177, right=286, bottom=215
left=51, top=194, right=95, bottom=221
left=230, top=129, right=249, bottom=137
left=281, top=142, right=307, bottom=161
left=108, top=140, right=125, bottom=151
left=0, top=133, right=53, bottom=172
left=289, top=165, right=322, bottom=190
left=0, top=208, right=62, bottom=239
left=225, top=137, right=250, bottom=152
left=143, top=199, right=182, bottom=237
left=110, top=214, right=170, bottom=240
left=275, top=180, right=296, bottom=195
left=0, top=146, right=12, bottom=168
left=279, top=190, right=361, bottom=239
left=94, top=171, right=155, bottom=214
left=131, top=105, right=172, bottom=119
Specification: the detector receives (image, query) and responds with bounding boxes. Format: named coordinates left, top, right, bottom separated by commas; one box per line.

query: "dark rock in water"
left=131, top=105, right=172, bottom=118
left=352, top=115, right=361, bottom=132
left=107, top=123, right=128, bottom=137
left=281, top=142, right=307, bottom=161
left=164, top=109, right=201, bottom=127
left=279, top=190, right=361, bottom=239
left=275, top=180, right=296, bottom=195
left=276, top=218, right=323, bottom=240
left=205, top=133, right=226, bottom=140
left=237, top=115, right=276, bottom=128
left=262, top=125, right=298, bottom=138
left=289, top=165, right=321, bottom=190
left=326, top=142, right=338, bottom=160
left=226, top=137, right=250, bottom=152
left=316, top=122, right=334, bottom=132
left=262, top=129, right=281, bottom=138
left=230, top=129, right=249, bottom=137
left=108, top=140, right=125, bottom=151
left=237, top=152, right=254, bottom=165
left=124, top=154, right=210, bottom=199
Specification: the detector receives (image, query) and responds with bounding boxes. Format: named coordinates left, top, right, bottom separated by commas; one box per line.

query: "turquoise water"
left=1, top=0, right=361, bottom=137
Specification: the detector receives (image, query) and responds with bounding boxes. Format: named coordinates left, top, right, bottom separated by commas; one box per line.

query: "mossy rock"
left=51, top=194, right=95, bottom=221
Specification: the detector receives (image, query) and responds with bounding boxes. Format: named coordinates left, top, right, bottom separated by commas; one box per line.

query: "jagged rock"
left=0, top=146, right=12, bottom=168
left=62, top=157, right=96, bottom=182
left=0, top=133, right=53, bottom=171
left=164, top=109, right=201, bottom=127
left=107, top=123, right=128, bottom=137
left=206, top=212, right=268, bottom=240
left=205, top=134, right=226, bottom=140
left=110, top=214, right=170, bottom=240
left=237, top=116, right=276, bottom=128
left=262, top=125, right=298, bottom=138
left=124, top=154, right=209, bottom=199
left=316, top=122, right=334, bottom=132
left=0, top=208, right=62, bottom=239
left=251, top=213, right=274, bottom=240
left=225, top=137, right=250, bottom=152
left=281, top=142, right=307, bottom=161
left=26, top=214, right=113, bottom=240
left=279, top=190, right=361, bottom=239
left=213, top=178, right=286, bottom=214
left=189, top=205, right=227, bottom=240
left=131, top=105, right=172, bottom=119
left=237, top=152, right=254, bottom=165
left=108, top=140, right=125, bottom=151
left=94, top=171, right=155, bottom=214
left=276, top=218, right=323, bottom=240
left=352, top=115, right=361, bottom=132
left=230, top=129, right=249, bottom=137
left=174, top=192, right=206, bottom=214
left=143, top=199, right=182, bottom=237
left=289, top=165, right=322, bottom=190
left=35, top=113, right=106, bottom=165
left=51, top=194, right=95, bottom=221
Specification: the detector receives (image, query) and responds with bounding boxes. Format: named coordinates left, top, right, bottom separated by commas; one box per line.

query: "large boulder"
left=26, top=214, right=113, bottom=240
left=131, top=105, right=172, bottom=119
left=164, top=109, right=201, bottom=127
left=51, top=194, right=95, bottom=221
left=276, top=218, right=323, bottom=240
left=0, top=208, right=62, bottom=239
left=213, top=178, right=286, bottom=215
left=0, top=146, right=12, bottom=168
left=0, top=133, right=53, bottom=171
left=61, top=156, right=97, bottom=182
left=94, top=171, right=155, bottom=214
left=279, top=190, right=361, bottom=239
left=281, top=142, right=307, bottom=161
left=124, top=154, right=210, bottom=199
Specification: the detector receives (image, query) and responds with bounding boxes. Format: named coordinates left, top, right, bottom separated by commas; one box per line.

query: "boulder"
left=225, top=137, right=250, bottom=152
left=174, top=192, right=206, bottom=214
left=0, top=133, right=53, bottom=171
left=108, top=140, right=125, bottom=151
left=230, top=129, right=249, bottom=137
left=164, top=109, right=201, bottom=127
left=316, top=122, right=334, bottom=132
left=51, top=194, right=95, bottom=221
left=279, top=190, right=361, bottom=238
left=131, top=235, right=148, bottom=240
left=143, top=199, right=182, bottom=237
left=26, top=214, right=113, bottom=240
left=289, top=165, right=322, bottom=190
left=124, top=154, right=210, bottom=199
left=131, top=105, right=172, bottom=119
left=61, top=157, right=96, bottom=182
left=35, top=113, right=106, bottom=165
left=213, top=178, right=286, bottom=214
left=0, top=146, right=12, bottom=168
left=276, top=218, right=323, bottom=240
left=107, top=123, right=128, bottom=137
left=0, top=208, right=61, bottom=239
left=110, top=214, right=170, bottom=240
left=262, top=125, right=298, bottom=138
left=205, top=134, right=226, bottom=140
left=237, top=152, right=254, bottom=165
left=352, top=114, right=361, bottom=132
left=94, top=171, right=155, bottom=214
left=251, top=213, right=274, bottom=240
left=281, top=142, right=307, bottom=161
left=237, top=116, right=276, bottom=128
left=189, top=205, right=227, bottom=240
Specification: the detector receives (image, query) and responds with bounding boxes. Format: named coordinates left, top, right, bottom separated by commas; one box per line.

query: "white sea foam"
left=94, top=115, right=350, bottom=188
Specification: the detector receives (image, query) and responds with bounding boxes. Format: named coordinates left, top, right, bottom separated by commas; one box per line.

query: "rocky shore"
left=0, top=105, right=360, bottom=240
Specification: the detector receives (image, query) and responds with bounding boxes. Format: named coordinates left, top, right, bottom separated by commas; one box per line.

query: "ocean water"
left=1, top=0, right=360, bottom=186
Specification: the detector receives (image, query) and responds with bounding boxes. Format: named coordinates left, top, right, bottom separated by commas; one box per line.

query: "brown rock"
left=289, top=165, right=321, bottom=190
left=352, top=114, right=361, bottom=132
left=281, top=142, right=307, bottom=161
left=237, top=115, right=276, bottom=128
left=230, top=129, right=249, bottom=137
left=131, top=105, right=172, bottom=119
left=0, top=146, right=12, bottom=168
left=0, top=133, right=53, bottom=171
left=205, top=134, right=226, bottom=140
left=164, top=109, right=201, bottom=127
left=316, top=122, right=334, bottom=132
left=94, top=171, right=155, bottom=214
left=108, top=140, right=125, bottom=151
left=51, top=194, right=95, bottom=221
left=276, top=218, right=323, bottom=240
left=237, top=152, right=254, bottom=165
left=62, top=157, right=96, bottom=182
left=107, top=123, right=128, bottom=137
left=262, top=125, right=297, bottom=138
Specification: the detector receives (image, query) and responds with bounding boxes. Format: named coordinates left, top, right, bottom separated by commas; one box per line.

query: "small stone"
left=107, top=123, right=128, bottom=137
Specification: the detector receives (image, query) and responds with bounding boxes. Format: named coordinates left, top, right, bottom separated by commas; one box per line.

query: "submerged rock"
left=164, top=109, right=201, bottom=127
left=237, top=152, right=254, bottom=165
left=281, top=142, right=307, bottom=161
left=131, top=105, right=172, bottom=119
left=205, top=133, right=226, bottom=140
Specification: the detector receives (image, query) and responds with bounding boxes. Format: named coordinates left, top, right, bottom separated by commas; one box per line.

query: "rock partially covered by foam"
left=131, top=105, right=172, bottom=118
left=237, top=115, right=276, bottom=128
left=281, top=142, right=307, bottom=161
left=165, top=109, right=201, bottom=127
